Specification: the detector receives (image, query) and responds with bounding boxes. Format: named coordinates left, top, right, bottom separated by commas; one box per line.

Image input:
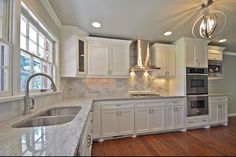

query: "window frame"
left=0, top=0, right=12, bottom=97
left=20, top=13, right=56, bottom=93
left=0, top=39, right=12, bottom=97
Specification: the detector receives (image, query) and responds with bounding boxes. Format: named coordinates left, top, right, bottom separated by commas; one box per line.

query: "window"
left=0, top=42, right=8, bottom=92
left=0, top=0, right=9, bottom=40
left=20, top=3, right=56, bottom=91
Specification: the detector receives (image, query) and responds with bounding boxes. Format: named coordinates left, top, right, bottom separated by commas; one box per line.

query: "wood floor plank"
left=92, top=117, right=236, bottom=156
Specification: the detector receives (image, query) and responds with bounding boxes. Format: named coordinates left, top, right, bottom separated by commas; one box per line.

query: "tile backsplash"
left=61, top=73, right=169, bottom=98
left=0, top=93, right=62, bottom=122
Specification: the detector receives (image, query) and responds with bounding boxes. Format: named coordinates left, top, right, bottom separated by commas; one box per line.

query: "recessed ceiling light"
left=164, top=31, right=172, bottom=36
left=92, top=22, right=101, bottom=28
left=218, top=39, right=227, bottom=43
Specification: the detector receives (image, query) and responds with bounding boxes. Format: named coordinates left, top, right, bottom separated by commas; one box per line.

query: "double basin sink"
left=12, top=106, right=81, bottom=128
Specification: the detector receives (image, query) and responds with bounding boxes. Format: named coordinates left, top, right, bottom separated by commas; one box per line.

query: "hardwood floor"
left=92, top=117, right=236, bottom=156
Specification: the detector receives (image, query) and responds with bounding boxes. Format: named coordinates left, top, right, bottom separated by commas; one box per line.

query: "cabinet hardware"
left=116, top=104, right=121, bottom=106
left=87, top=135, right=92, bottom=147
left=203, top=120, right=207, bottom=122
left=116, top=111, right=119, bottom=116
left=119, top=110, right=122, bottom=116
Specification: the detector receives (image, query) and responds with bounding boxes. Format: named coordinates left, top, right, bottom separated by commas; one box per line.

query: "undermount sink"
left=12, top=106, right=81, bottom=128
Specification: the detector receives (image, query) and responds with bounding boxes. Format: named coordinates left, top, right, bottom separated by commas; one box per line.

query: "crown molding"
left=223, top=52, right=236, bottom=56
left=61, top=25, right=89, bottom=36
left=40, top=0, right=62, bottom=29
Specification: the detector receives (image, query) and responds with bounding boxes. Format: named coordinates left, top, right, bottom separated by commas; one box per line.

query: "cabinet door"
left=118, top=108, right=134, bottom=135
left=102, top=109, right=118, bottom=137
left=210, top=104, right=218, bottom=124
left=195, top=40, right=208, bottom=68
left=88, top=45, right=109, bottom=75
left=185, top=39, right=195, bottom=67
left=218, top=103, right=227, bottom=123
left=150, top=106, right=165, bottom=132
left=110, top=46, right=129, bottom=76
left=165, top=106, right=175, bottom=130
left=93, top=104, right=101, bottom=139
left=135, top=107, right=150, bottom=133
left=167, top=47, right=176, bottom=76
left=174, top=106, right=184, bottom=129
left=153, top=47, right=167, bottom=76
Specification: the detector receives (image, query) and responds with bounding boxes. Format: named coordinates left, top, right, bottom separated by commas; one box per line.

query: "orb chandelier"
left=192, top=0, right=226, bottom=40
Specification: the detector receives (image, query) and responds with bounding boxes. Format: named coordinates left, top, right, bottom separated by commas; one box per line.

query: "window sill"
left=0, top=91, right=62, bottom=104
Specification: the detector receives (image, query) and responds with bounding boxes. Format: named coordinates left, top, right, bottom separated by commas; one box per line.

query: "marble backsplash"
left=0, top=93, right=62, bottom=122
left=61, top=73, right=169, bottom=98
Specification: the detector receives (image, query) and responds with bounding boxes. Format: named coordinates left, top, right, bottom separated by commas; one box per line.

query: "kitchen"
left=0, top=0, right=236, bottom=156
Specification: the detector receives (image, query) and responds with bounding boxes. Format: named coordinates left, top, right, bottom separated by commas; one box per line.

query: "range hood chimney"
left=130, top=40, right=160, bottom=71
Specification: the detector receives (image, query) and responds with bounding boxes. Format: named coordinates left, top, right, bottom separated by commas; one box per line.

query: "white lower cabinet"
left=209, top=96, right=228, bottom=126
left=150, top=106, right=166, bottom=131
left=92, top=103, right=101, bottom=139
left=102, top=109, right=119, bottom=137
left=165, top=100, right=185, bottom=130
left=93, top=98, right=186, bottom=141
left=135, top=100, right=166, bottom=134
left=101, top=101, right=134, bottom=138
left=79, top=109, right=93, bottom=156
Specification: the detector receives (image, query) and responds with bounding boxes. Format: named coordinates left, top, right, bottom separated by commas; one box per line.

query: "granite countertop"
left=0, top=95, right=186, bottom=156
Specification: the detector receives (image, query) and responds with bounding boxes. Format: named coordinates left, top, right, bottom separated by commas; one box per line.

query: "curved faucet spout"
left=23, top=73, right=57, bottom=115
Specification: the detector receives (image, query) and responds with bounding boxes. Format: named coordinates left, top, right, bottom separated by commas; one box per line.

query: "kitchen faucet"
left=23, top=73, right=57, bottom=115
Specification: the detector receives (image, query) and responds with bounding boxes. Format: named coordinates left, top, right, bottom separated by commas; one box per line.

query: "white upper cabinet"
left=185, top=38, right=208, bottom=68
left=87, top=37, right=131, bottom=77
left=88, top=45, right=110, bottom=75
left=151, top=43, right=176, bottom=77
left=60, top=26, right=89, bottom=77
left=179, top=38, right=208, bottom=68
left=208, top=46, right=225, bottom=61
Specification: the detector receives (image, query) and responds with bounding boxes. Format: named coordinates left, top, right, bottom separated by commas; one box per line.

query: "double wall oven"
left=186, top=67, right=208, bottom=117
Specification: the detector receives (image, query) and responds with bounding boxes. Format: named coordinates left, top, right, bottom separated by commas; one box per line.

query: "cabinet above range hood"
left=130, top=40, right=160, bottom=71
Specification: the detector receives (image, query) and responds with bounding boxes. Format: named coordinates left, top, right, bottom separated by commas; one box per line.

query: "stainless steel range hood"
left=130, top=40, right=160, bottom=71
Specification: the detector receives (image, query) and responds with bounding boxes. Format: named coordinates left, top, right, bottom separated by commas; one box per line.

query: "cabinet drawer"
left=101, top=101, right=133, bottom=110
left=166, top=98, right=185, bottom=106
left=209, top=96, right=227, bottom=103
left=187, top=116, right=209, bottom=128
left=135, top=101, right=165, bottom=108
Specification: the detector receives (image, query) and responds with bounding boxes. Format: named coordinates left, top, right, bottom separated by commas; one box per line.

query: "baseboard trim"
left=228, top=113, right=236, bottom=117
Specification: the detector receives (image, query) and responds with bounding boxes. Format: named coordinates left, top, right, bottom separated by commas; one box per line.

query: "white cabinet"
left=87, top=37, right=131, bottom=77
left=151, top=43, right=176, bottom=77
left=165, top=99, right=185, bottom=130
left=60, top=26, right=88, bottom=77
left=79, top=109, right=93, bottom=156
left=102, top=109, right=119, bottom=137
left=88, top=45, right=109, bottom=75
left=183, top=38, right=208, bottom=68
left=135, top=100, right=166, bottom=134
left=135, top=107, right=150, bottom=133
left=208, top=46, right=225, bottom=61
left=101, top=101, right=134, bottom=138
left=92, top=103, right=101, bottom=139
left=150, top=106, right=166, bottom=131
left=209, top=96, right=228, bottom=126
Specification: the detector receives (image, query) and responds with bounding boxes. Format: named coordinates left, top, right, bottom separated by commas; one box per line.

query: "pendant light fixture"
left=192, top=0, right=226, bottom=40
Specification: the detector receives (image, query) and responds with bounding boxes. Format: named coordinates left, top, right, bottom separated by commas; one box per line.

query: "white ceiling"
left=48, top=0, right=236, bottom=51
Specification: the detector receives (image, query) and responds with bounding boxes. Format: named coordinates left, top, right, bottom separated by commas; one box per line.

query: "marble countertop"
left=209, top=93, right=228, bottom=97
left=0, top=95, right=186, bottom=156
left=0, top=98, right=93, bottom=156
